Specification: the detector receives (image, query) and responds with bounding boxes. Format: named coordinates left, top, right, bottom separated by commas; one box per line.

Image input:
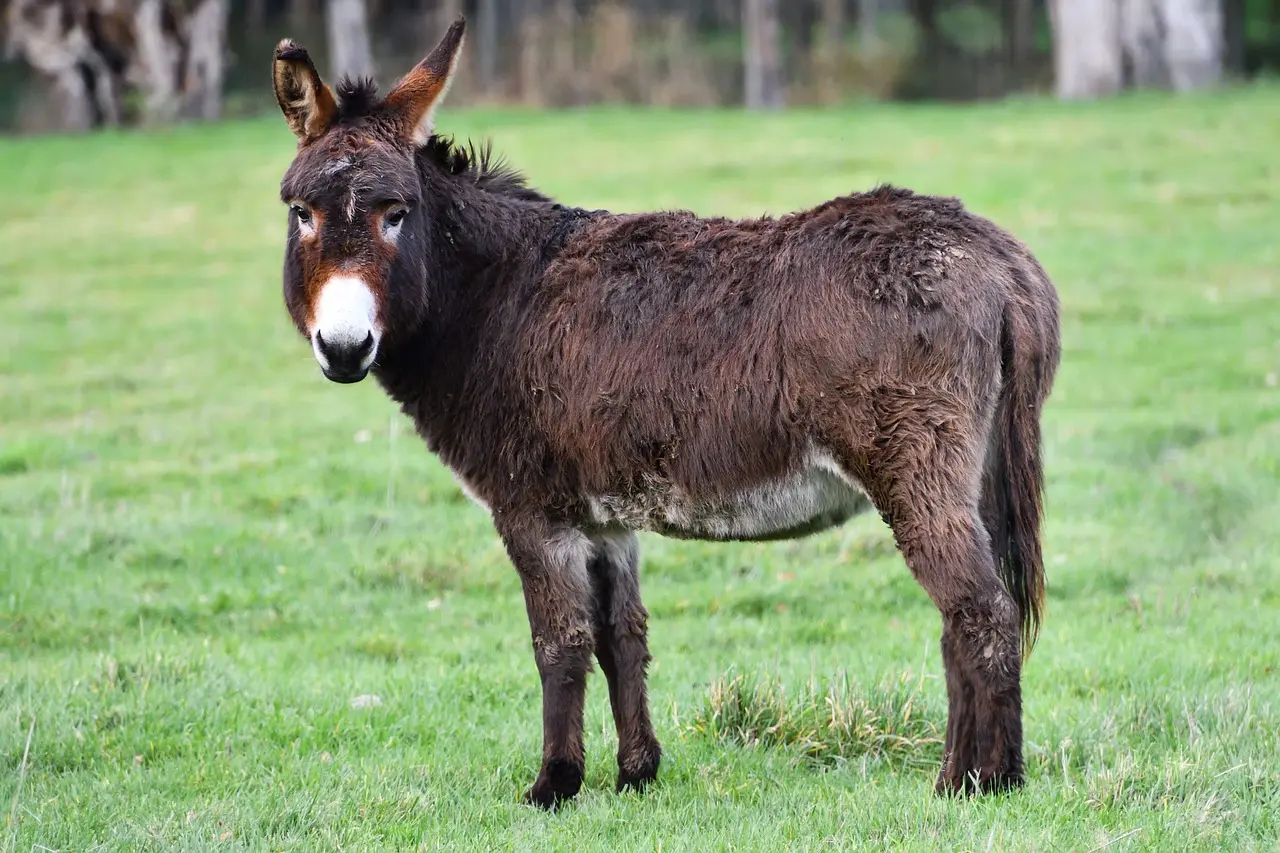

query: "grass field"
left=2, top=85, right=1279, bottom=851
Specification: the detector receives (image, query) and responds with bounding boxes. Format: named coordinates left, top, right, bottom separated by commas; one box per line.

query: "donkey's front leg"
left=499, top=517, right=596, bottom=809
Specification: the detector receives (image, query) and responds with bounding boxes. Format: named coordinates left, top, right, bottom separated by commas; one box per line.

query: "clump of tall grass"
left=688, top=668, right=945, bottom=771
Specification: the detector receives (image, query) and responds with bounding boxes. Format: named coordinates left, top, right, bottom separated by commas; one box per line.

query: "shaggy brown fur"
left=271, top=19, right=1061, bottom=808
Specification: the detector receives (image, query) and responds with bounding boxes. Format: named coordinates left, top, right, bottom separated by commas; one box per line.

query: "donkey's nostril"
left=314, top=330, right=337, bottom=362
left=357, top=331, right=374, bottom=356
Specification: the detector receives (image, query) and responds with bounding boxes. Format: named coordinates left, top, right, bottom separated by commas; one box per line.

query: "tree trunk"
left=247, top=0, right=267, bottom=35
left=817, top=0, right=845, bottom=104
left=1055, top=0, right=1223, bottom=98
left=519, top=0, right=546, bottom=104
left=1049, top=0, right=1123, bottom=98
left=133, top=0, right=185, bottom=123
left=1161, top=0, right=1223, bottom=91
left=859, top=0, right=878, bottom=54
left=714, top=0, right=739, bottom=29
left=436, top=0, right=464, bottom=35
left=326, top=0, right=374, bottom=82
left=477, top=0, right=499, bottom=96
left=823, top=0, right=846, bottom=52
left=1120, top=0, right=1169, bottom=87
left=743, top=0, right=784, bottom=109
left=784, top=0, right=818, bottom=57
left=910, top=0, right=939, bottom=53
left=1221, top=0, right=1245, bottom=77
left=291, top=0, right=322, bottom=29
left=429, top=0, right=466, bottom=98
left=52, top=72, right=97, bottom=131
left=181, top=0, right=228, bottom=120
left=1004, top=0, right=1033, bottom=70
left=551, top=0, right=575, bottom=103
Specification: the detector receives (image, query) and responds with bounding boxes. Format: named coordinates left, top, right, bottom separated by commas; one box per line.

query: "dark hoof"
left=616, top=741, right=662, bottom=793
left=934, top=766, right=1025, bottom=797
left=523, top=758, right=583, bottom=810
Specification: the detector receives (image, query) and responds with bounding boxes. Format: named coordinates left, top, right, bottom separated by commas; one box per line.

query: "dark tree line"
left=3, top=0, right=1278, bottom=131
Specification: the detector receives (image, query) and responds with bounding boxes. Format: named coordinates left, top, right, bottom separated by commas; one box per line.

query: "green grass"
left=2, top=85, right=1279, bottom=851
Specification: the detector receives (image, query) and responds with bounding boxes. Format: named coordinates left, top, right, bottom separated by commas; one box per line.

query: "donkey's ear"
left=384, top=17, right=466, bottom=146
left=272, top=39, right=338, bottom=142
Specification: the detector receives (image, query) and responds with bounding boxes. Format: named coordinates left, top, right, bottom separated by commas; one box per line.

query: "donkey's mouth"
left=321, top=366, right=370, bottom=384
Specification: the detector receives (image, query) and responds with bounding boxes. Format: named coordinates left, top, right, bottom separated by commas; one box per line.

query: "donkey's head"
left=272, top=19, right=465, bottom=383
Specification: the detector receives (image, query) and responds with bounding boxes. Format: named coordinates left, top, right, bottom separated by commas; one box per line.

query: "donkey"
left=270, top=18, right=1061, bottom=808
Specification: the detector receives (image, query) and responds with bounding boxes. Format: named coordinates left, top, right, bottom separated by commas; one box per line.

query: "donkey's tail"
left=983, top=259, right=1060, bottom=658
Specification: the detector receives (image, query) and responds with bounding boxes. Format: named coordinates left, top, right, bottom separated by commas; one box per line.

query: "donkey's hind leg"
left=862, top=425, right=1025, bottom=795
left=588, top=532, right=662, bottom=793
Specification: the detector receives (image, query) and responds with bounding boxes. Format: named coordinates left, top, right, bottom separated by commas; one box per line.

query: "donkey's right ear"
left=272, top=40, right=338, bottom=143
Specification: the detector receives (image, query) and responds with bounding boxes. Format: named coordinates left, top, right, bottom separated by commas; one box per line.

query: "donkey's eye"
left=381, top=206, right=409, bottom=241
left=291, top=204, right=312, bottom=226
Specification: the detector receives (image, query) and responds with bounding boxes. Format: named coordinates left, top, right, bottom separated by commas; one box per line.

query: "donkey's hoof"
left=934, top=771, right=970, bottom=798
left=523, top=758, right=583, bottom=810
left=616, top=741, right=662, bottom=794
left=934, top=767, right=1025, bottom=797
left=978, top=770, right=1025, bottom=795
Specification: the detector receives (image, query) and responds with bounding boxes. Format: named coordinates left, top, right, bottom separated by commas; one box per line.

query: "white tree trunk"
left=326, top=0, right=374, bottom=82
left=743, top=0, right=784, bottom=109
left=1049, top=0, right=1123, bottom=99
left=132, top=0, right=185, bottom=123
left=1161, top=0, right=1223, bottom=91
left=182, top=0, right=229, bottom=120
left=51, top=71, right=97, bottom=131
left=1055, top=0, right=1223, bottom=98
left=1121, top=0, right=1169, bottom=87
left=6, top=0, right=102, bottom=130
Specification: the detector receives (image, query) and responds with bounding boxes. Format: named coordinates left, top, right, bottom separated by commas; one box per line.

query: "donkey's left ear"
left=385, top=17, right=466, bottom=146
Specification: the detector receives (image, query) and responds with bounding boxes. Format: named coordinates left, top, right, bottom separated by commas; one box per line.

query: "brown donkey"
left=271, top=19, right=1061, bottom=808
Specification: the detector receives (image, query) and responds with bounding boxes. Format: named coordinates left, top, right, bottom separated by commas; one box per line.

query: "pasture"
left=2, top=86, right=1279, bottom=850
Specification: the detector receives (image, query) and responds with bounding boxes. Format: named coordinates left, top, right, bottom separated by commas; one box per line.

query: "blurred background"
left=2, top=1, right=1279, bottom=848
left=3, top=0, right=1280, bottom=133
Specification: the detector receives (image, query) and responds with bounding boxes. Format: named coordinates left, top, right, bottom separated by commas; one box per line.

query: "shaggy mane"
left=421, top=135, right=551, bottom=203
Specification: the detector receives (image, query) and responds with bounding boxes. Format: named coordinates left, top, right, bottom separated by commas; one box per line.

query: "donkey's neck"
left=447, top=186, right=574, bottom=282
left=373, top=175, right=596, bottom=464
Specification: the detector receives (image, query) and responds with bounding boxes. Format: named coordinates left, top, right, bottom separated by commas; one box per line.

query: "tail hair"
left=986, top=289, right=1058, bottom=656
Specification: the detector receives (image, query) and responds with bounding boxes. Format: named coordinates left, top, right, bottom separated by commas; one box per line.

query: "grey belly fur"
left=586, top=447, right=874, bottom=543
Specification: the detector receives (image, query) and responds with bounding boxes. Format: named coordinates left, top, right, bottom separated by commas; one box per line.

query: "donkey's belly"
left=588, top=448, right=874, bottom=543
